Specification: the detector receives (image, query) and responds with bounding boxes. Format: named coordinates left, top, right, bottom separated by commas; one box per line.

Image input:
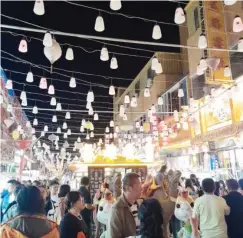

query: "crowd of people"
left=0, top=171, right=243, bottom=238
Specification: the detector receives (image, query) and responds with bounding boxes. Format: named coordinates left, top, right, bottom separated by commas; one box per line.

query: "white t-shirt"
left=193, top=194, right=230, bottom=238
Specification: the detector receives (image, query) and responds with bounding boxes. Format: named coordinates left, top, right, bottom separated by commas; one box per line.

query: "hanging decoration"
left=224, top=0, right=237, bottom=5
left=5, top=79, right=13, bottom=90
left=26, top=121, right=31, bottom=128
left=39, top=77, right=47, bottom=89
left=196, top=64, right=204, bottom=76
left=115, top=125, right=120, bottom=133
left=152, top=24, right=162, bottom=40
left=155, top=61, right=163, bottom=74
left=44, top=39, right=62, bottom=72
left=233, top=15, right=243, bottom=33
left=18, top=38, right=28, bottom=53
left=77, top=137, right=81, bottom=143
left=80, top=125, right=84, bottom=132
left=33, top=0, right=45, bottom=15
left=63, top=122, right=68, bottom=129
left=64, top=133, right=68, bottom=139
left=199, top=58, right=208, bottom=71
left=109, top=85, right=116, bottom=95
left=86, top=101, right=92, bottom=110
left=26, top=71, right=34, bottom=83
left=65, top=47, right=74, bottom=60
left=110, top=120, right=114, bottom=127
left=144, top=87, right=150, bottom=97
left=48, top=84, right=55, bottom=95
left=52, top=115, right=57, bottom=122
left=87, top=90, right=94, bottom=102
left=32, top=105, right=38, bottom=114
left=119, top=104, right=125, bottom=116
left=124, top=95, right=130, bottom=104
left=198, top=34, right=207, bottom=49
left=174, top=7, right=185, bottom=25
left=158, top=96, right=163, bottom=105
left=7, top=104, right=13, bottom=112
left=65, top=111, right=71, bottom=119
left=33, top=118, right=38, bottom=126
left=67, top=129, right=72, bottom=135
left=94, top=113, right=99, bottom=121
left=110, top=56, right=118, bottom=69
left=105, top=127, right=109, bottom=133
left=178, top=88, right=184, bottom=98
left=88, top=107, right=94, bottom=115
left=130, top=96, right=137, bottom=107
left=100, top=46, right=109, bottom=61
left=151, top=57, right=159, bottom=70
left=50, top=97, right=56, bottom=106
left=43, top=31, right=52, bottom=47
left=69, top=77, right=76, bottom=88
left=44, top=125, right=48, bottom=132
left=110, top=0, right=122, bottom=11
left=21, top=99, right=27, bottom=106
left=56, top=102, right=62, bottom=111
left=95, top=14, right=105, bottom=32
left=123, top=113, right=128, bottom=121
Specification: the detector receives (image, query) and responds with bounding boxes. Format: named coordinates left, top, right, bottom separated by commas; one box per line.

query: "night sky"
left=1, top=0, right=183, bottom=151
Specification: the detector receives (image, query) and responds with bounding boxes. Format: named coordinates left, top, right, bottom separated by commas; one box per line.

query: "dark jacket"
left=223, top=191, right=243, bottom=238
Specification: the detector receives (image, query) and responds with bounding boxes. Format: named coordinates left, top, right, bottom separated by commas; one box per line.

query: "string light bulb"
left=124, top=95, right=130, bottom=104
left=110, top=120, right=114, bottom=127
left=18, top=38, right=28, bottom=53
left=65, top=112, right=71, bottom=119
left=77, top=137, right=81, bottom=143
left=196, top=64, right=204, bottom=76
left=158, top=96, right=163, bottom=105
left=123, top=113, right=128, bottom=121
left=65, top=47, right=74, bottom=60
left=151, top=57, right=159, bottom=70
left=88, top=107, right=94, bottom=115
left=178, top=88, right=184, bottom=98
left=50, top=97, right=56, bottom=106
left=140, top=125, right=144, bottom=132
left=52, top=115, right=57, bottom=122
left=41, top=131, right=45, bottom=137
left=33, top=118, right=38, bottom=126
left=80, top=125, right=84, bottom=132
left=174, top=7, right=185, bottom=25
left=105, top=127, right=109, bottom=133
left=48, top=84, right=55, bottom=95
left=32, top=106, right=38, bottom=114
left=119, top=104, right=125, bottom=117
left=233, top=15, right=243, bottom=33
left=90, top=132, right=94, bottom=138
left=44, top=125, right=48, bottom=132
left=152, top=24, right=162, bottom=40
left=86, top=101, right=92, bottom=110
left=26, top=71, right=34, bottom=83
left=155, top=61, right=163, bottom=74
left=21, top=100, right=27, bottom=106
left=110, top=56, right=118, bottom=69
left=63, top=122, right=68, bottom=129
left=100, top=46, right=109, bottom=61
left=69, top=77, right=76, bottom=88
left=43, top=31, right=52, bottom=47
left=63, top=133, right=68, bottom=139
left=87, top=90, right=94, bottom=102
left=198, top=34, right=207, bottom=49
left=56, top=102, right=62, bottom=111
left=26, top=121, right=31, bottom=128
left=109, top=85, right=116, bottom=95
left=199, top=58, right=207, bottom=71
left=39, top=77, right=47, bottom=89
left=86, top=133, right=90, bottom=140
left=33, top=0, right=45, bottom=15
left=67, top=129, right=72, bottom=135
left=130, top=96, right=137, bottom=107
left=115, top=125, right=120, bottom=133
left=95, top=14, right=105, bottom=32
left=110, top=0, right=122, bottom=11
left=81, top=119, right=86, bottom=126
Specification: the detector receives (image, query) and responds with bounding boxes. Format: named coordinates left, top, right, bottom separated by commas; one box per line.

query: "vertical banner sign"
left=204, top=1, right=232, bottom=84
left=88, top=167, right=105, bottom=199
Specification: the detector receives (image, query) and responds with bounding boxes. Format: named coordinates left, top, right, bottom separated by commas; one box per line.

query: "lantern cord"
left=0, top=24, right=240, bottom=53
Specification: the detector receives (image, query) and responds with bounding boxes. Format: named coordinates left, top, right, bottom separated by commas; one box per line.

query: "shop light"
left=155, top=62, right=163, bottom=74
left=130, top=96, right=137, bottom=107
left=50, top=97, right=56, bottom=106
left=63, top=133, right=68, bottom=139
left=67, top=129, right=72, bottom=135
left=63, top=122, right=68, bottom=129
left=44, top=125, right=48, bottom=132
left=115, top=125, right=120, bottom=133
left=199, top=58, right=208, bottom=71
left=52, top=115, right=57, bottom=123
left=151, top=57, right=159, bottom=70
left=95, top=14, right=105, bottom=32
left=18, top=39, right=28, bottom=53
left=178, top=88, right=184, bottom=98
left=6, top=79, right=13, bottom=90
left=123, top=113, right=128, bottom=121
left=91, top=132, right=94, bottom=138
left=26, top=71, right=34, bottom=83
left=110, top=120, right=114, bottom=127
left=144, top=87, right=150, bottom=97
left=105, top=127, right=110, bottom=133
left=33, top=118, right=38, bottom=126
left=80, top=125, right=84, bottom=132
left=88, top=107, right=94, bottom=115
left=100, top=46, right=109, bottom=61
left=151, top=104, right=156, bottom=113
left=56, top=102, right=62, bottom=111
left=94, top=113, right=99, bottom=121
left=109, top=85, right=116, bottom=95
left=110, top=56, right=118, bottom=69
left=21, top=90, right=27, bottom=101
left=87, top=91, right=94, bottom=102
left=69, top=77, right=76, bottom=88
left=65, top=112, right=71, bottom=119
left=32, top=106, right=38, bottom=114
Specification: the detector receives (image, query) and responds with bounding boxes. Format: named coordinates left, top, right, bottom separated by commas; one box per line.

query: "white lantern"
left=152, top=24, right=162, bottom=40
left=178, top=88, right=184, bottom=98
left=86, top=134, right=90, bottom=140
left=174, top=7, right=185, bottom=25
left=33, top=118, right=38, bottom=126
left=90, top=132, right=94, bottom=138
left=65, top=112, right=71, bottom=119
left=176, top=122, right=181, bottom=129
left=43, top=31, right=52, bottom=47
left=82, top=119, right=86, bottom=126
left=88, top=107, right=94, bottom=115
left=130, top=96, right=137, bottom=107
left=5, top=80, right=13, bottom=90
left=233, top=15, right=243, bottom=33
left=238, top=38, right=243, bottom=52
left=124, top=95, right=130, bottom=104
left=95, top=15, right=105, bottom=32
left=77, top=137, right=81, bottom=143
left=100, top=46, right=109, bottom=61
left=44, top=125, right=48, bottom=132
left=115, top=125, right=120, bottom=133
left=69, top=77, right=76, bottom=88
left=198, top=34, right=207, bottom=49
left=67, top=129, right=72, bottom=135
left=56, top=102, right=62, bottom=111
left=119, top=104, right=125, bottom=117
left=26, top=121, right=31, bottom=128
left=109, top=85, right=115, bottom=95
left=197, top=64, right=204, bottom=76
left=114, top=132, right=118, bottom=138
left=48, top=84, right=55, bottom=95
left=224, top=0, right=237, bottom=5
left=80, top=125, right=84, bottom=132
left=41, top=131, right=45, bottom=137
left=63, top=122, right=68, bottom=129
left=50, top=97, right=56, bottom=106
left=52, top=115, right=57, bottom=122
left=110, top=56, right=118, bottom=69
left=56, top=127, right=61, bottom=133
left=94, top=113, right=99, bottom=121
left=18, top=39, right=28, bottom=53
left=105, top=127, right=110, bottom=133
left=39, top=77, right=47, bottom=89
left=158, top=96, right=163, bottom=105
left=199, top=58, right=208, bottom=71
left=155, top=62, right=163, bottom=74
left=151, top=57, right=158, bottom=70
left=123, top=113, right=128, bottom=121
left=65, top=47, right=74, bottom=60
left=151, top=104, right=156, bottom=113
left=64, top=133, right=68, bottom=139
left=144, top=87, right=150, bottom=97
left=110, top=0, right=122, bottom=10
left=33, top=106, right=38, bottom=114
left=21, top=100, right=27, bottom=106
left=44, top=39, right=62, bottom=71
left=224, top=66, right=231, bottom=77
left=33, top=0, right=45, bottom=15
left=110, top=120, right=114, bottom=127
left=86, top=101, right=92, bottom=110
left=26, top=71, right=34, bottom=83
left=87, top=91, right=94, bottom=102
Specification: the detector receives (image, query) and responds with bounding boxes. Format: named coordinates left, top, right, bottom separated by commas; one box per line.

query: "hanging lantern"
left=100, top=46, right=109, bottom=61
left=21, top=99, right=27, bottom=107
left=44, top=125, right=48, bottom=132
left=206, top=56, right=220, bottom=71
left=33, top=0, right=45, bottom=15
left=32, top=106, right=38, bottom=114
left=199, top=58, right=208, bottom=71
left=77, top=137, right=81, bottom=143
left=158, top=96, right=163, bottom=105
left=69, top=77, right=76, bottom=88
left=48, top=84, right=55, bottom=95
left=41, top=131, right=45, bottom=137
left=144, top=87, right=150, bottom=97
left=80, top=125, right=84, bottom=132
left=18, top=39, right=28, bottom=53
left=65, top=112, right=71, bottom=119
left=87, top=91, right=94, bottom=102
left=43, top=31, right=52, bottom=47
left=238, top=38, right=243, bottom=52
left=44, top=39, right=62, bottom=72
left=63, top=122, right=68, bottom=129
left=224, top=0, right=237, bottom=5
left=196, top=64, right=204, bottom=76
left=26, top=71, right=34, bottom=83
left=5, top=79, right=13, bottom=90
left=105, top=127, right=109, bottom=133
left=94, top=14, right=105, bottom=32
left=151, top=57, right=158, bottom=71
left=67, top=129, right=72, bottom=135
left=91, top=132, right=94, bottom=138
left=56, top=102, right=62, bottom=111
left=86, top=134, right=90, bottom=140
left=88, top=107, right=94, bottom=115
left=26, top=121, right=31, bottom=128
left=174, top=7, right=185, bottom=25
left=86, top=101, right=92, bottom=110
left=155, top=62, right=163, bottom=74
left=109, top=85, right=115, bottom=95
left=178, top=88, right=184, bottom=98
left=52, top=115, right=57, bottom=122
left=123, top=113, right=128, bottom=121
left=39, top=77, right=47, bottom=89
left=151, top=104, right=156, bottom=113
left=82, top=119, right=86, bottom=126
left=130, top=96, right=137, bottom=107
left=33, top=118, right=38, bottom=126
left=152, top=24, right=162, bottom=40
left=114, top=132, right=118, bottom=138
left=63, top=133, right=68, bottom=139
left=119, top=104, right=125, bottom=117
left=233, top=15, right=243, bottom=33
left=65, top=47, right=74, bottom=60
left=50, top=97, right=56, bottom=106
left=198, top=34, right=207, bottom=49
left=113, top=126, right=119, bottom=133
left=110, top=56, right=118, bottom=69
left=124, top=95, right=130, bottom=104
left=110, top=0, right=122, bottom=10
left=110, top=120, right=114, bottom=127
left=224, top=66, right=231, bottom=77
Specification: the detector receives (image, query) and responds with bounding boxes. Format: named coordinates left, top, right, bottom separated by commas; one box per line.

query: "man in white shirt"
left=193, top=178, right=230, bottom=238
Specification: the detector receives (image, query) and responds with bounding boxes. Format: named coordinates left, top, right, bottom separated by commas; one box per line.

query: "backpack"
left=0, top=214, right=59, bottom=238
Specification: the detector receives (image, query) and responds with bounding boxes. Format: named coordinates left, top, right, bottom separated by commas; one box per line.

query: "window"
left=194, top=7, right=199, bottom=30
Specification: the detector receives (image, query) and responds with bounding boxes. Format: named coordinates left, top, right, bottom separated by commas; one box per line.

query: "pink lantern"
left=18, top=39, right=28, bottom=53
left=39, top=77, right=47, bottom=89
left=233, top=15, right=243, bottom=33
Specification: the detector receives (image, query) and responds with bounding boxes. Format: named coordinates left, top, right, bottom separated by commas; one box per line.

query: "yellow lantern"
left=12, top=130, right=20, bottom=140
